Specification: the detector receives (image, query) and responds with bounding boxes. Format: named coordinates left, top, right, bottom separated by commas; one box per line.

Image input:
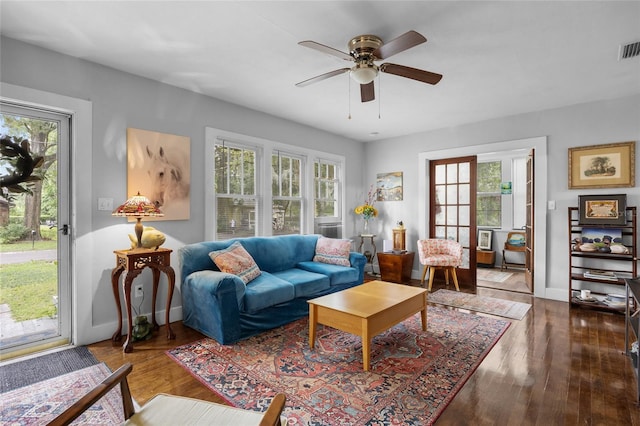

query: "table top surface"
left=114, top=247, right=173, bottom=255
left=308, top=280, right=427, bottom=318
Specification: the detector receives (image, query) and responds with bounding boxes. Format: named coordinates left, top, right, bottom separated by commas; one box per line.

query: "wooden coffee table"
left=308, top=280, right=427, bottom=371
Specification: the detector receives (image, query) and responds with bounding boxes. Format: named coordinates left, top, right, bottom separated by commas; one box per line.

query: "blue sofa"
left=179, top=234, right=366, bottom=344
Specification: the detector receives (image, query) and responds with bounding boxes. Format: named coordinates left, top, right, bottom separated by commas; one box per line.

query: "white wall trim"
left=1, top=82, right=94, bottom=345
left=418, top=136, right=549, bottom=300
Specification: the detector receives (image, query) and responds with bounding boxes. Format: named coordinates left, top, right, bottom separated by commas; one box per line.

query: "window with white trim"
left=272, top=151, right=303, bottom=235
left=314, top=159, right=340, bottom=220
left=477, top=161, right=502, bottom=227
left=215, top=141, right=258, bottom=239
left=207, top=127, right=344, bottom=240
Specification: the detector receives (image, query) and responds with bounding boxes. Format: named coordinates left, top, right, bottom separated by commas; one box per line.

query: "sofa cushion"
left=242, top=272, right=295, bottom=313
left=272, top=268, right=330, bottom=298
left=313, top=237, right=351, bottom=266
left=296, top=261, right=360, bottom=286
left=209, top=241, right=261, bottom=284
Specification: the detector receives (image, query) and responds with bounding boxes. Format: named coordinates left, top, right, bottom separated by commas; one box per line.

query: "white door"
left=0, top=102, right=71, bottom=356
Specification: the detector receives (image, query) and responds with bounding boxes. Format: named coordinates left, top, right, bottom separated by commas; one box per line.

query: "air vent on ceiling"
left=619, top=41, right=640, bottom=60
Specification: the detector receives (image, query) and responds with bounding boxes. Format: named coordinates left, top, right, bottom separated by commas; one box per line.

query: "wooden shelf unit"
left=625, top=277, right=640, bottom=404
left=568, top=206, right=637, bottom=313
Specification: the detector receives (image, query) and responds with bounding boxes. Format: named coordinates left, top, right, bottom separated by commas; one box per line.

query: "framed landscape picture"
left=568, top=141, right=635, bottom=189
left=578, top=194, right=626, bottom=226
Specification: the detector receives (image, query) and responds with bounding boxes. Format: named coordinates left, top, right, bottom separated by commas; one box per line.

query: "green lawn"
left=0, top=260, right=57, bottom=321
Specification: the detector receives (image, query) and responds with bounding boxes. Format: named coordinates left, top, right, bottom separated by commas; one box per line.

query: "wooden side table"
left=477, top=250, right=496, bottom=268
left=377, top=251, right=414, bottom=283
left=111, top=248, right=176, bottom=353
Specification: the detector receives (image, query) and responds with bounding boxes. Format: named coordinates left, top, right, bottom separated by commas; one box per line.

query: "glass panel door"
left=430, top=156, right=477, bottom=288
left=0, top=103, right=71, bottom=356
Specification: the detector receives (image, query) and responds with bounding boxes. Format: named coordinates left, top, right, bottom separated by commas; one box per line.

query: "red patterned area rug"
left=0, top=363, right=124, bottom=424
left=167, top=306, right=510, bottom=425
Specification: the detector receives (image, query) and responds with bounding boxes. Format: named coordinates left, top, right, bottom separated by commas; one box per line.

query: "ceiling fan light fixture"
left=350, top=63, right=378, bottom=85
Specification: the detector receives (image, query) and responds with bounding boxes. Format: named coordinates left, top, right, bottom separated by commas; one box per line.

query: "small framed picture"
left=478, top=229, right=493, bottom=250
left=578, top=194, right=627, bottom=226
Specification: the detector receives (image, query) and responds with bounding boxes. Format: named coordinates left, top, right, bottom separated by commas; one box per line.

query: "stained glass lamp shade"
left=112, top=192, right=163, bottom=248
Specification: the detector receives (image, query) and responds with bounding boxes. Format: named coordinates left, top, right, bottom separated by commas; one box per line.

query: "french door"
left=429, top=156, right=477, bottom=290
left=0, top=102, right=71, bottom=357
left=525, top=149, right=535, bottom=291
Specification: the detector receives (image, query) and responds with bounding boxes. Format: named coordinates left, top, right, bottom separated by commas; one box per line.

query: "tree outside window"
left=477, top=161, right=502, bottom=227
left=314, top=160, right=339, bottom=218
left=272, top=152, right=302, bottom=235
left=215, top=143, right=257, bottom=239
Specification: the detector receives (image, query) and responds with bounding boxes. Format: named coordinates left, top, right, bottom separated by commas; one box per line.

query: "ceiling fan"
left=296, top=30, right=442, bottom=103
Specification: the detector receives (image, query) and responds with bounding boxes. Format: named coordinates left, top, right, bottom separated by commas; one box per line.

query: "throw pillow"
left=313, top=237, right=351, bottom=267
left=209, top=241, right=261, bottom=284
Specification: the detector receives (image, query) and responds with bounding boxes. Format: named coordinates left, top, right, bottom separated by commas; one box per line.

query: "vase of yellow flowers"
left=354, top=185, right=378, bottom=234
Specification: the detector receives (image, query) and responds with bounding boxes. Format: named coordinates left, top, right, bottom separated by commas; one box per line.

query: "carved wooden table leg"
left=151, top=262, right=176, bottom=340
left=122, top=269, right=141, bottom=353
left=151, top=267, right=161, bottom=331
left=111, top=265, right=125, bottom=342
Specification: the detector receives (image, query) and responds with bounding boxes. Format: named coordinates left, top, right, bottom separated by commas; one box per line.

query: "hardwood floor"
left=88, top=278, right=640, bottom=425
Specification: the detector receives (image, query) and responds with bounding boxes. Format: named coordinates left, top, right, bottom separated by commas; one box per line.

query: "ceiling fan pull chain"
left=378, top=75, right=381, bottom=119
left=348, top=75, right=352, bottom=120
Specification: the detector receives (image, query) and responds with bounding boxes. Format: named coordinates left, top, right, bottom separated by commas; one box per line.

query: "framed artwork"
left=568, top=141, right=635, bottom=189
left=127, top=128, right=191, bottom=221
left=578, top=194, right=626, bottom=226
left=376, top=171, right=403, bottom=201
left=478, top=229, right=493, bottom=250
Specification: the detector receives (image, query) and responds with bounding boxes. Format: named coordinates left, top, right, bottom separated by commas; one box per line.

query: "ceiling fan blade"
left=298, top=40, right=353, bottom=61
left=373, top=30, right=426, bottom=60
left=360, top=82, right=375, bottom=103
left=295, top=68, right=350, bottom=87
left=380, top=63, right=442, bottom=85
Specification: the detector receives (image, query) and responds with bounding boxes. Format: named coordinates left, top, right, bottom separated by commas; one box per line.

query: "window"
left=314, top=159, right=340, bottom=219
left=215, top=142, right=258, bottom=239
left=206, top=127, right=344, bottom=240
left=272, top=151, right=303, bottom=235
left=477, top=161, right=502, bottom=227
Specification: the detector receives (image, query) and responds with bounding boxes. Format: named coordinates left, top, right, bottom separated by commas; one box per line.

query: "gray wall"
left=2, top=35, right=639, bottom=343
left=365, top=94, right=640, bottom=300
left=1, top=36, right=366, bottom=344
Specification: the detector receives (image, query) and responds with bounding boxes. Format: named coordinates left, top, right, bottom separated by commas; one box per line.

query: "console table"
left=111, top=248, right=176, bottom=353
left=358, top=233, right=377, bottom=274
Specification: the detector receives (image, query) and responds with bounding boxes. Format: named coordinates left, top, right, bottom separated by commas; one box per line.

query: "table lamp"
left=112, top=192, right=164, bottom=249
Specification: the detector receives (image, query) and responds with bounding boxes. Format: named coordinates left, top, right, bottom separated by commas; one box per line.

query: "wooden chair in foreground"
left=49, top=363, right=287, bottom=426
left=417, top=238, right=463, bottom=292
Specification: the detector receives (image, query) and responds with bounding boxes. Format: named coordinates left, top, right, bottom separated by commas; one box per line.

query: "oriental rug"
left=0, top=363, right=124, bottom=424
left=167, top=306, right=509, bottom=425
left=477, top=269, right=513, bottom=283
left=429, top=289, right=532, bottom=320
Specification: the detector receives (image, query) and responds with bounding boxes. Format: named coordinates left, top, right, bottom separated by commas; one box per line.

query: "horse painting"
left=145, top=145, right=190, bottom=209
left=127, top=128, right=191, bottom=221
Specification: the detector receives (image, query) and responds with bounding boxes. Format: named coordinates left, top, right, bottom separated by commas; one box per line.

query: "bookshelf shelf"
left=568, top=206, right=637, bottom=313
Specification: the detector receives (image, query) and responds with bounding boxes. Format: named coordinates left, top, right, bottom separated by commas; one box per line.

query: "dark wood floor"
left=88, top=277, right=640, bottom=425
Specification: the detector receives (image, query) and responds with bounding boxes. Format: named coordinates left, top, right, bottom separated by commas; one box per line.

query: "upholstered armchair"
left=417, top=239, right=463, bottom=292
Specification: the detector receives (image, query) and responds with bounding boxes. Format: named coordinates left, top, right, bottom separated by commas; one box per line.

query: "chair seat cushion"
left=422, top=254, right=459, bottom=266
left=126, top=393, right=283, bottom=425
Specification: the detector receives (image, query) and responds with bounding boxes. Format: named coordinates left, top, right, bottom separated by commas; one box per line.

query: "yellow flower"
left=354, top=205, right=364, bottom=215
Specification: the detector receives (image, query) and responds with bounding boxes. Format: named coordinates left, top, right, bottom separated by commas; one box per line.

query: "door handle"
left=59, top=224, right=69, bottom=235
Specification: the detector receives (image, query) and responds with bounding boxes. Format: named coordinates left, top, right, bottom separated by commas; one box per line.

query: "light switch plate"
left=98, top=198, right=113, bottom=211
left=548, top=200, right=556, bottom=210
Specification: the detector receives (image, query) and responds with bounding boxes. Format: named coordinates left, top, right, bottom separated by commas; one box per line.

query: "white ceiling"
left=1, top=1, right=639, bottom=142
